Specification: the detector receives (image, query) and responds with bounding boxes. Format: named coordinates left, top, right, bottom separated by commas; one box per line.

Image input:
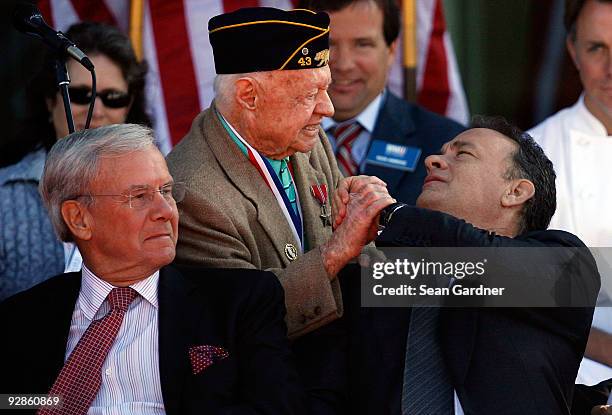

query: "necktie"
left=333, top=122, right=363, bottom=177
left=279, top=159, right=297, bottom=215
left=39, top=287, right=137, bottom=415
left=401, top=307, right=454, bottom=415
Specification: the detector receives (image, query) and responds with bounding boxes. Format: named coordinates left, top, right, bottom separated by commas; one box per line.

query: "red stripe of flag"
left=150, top=0, right=201, bottom=145
left=37, top=0, right=54, bottom=27
left=70, top=0, right=117, bottom=26
left=36, top=0, right=116, bottom=38
left=222, top=0, right=259, bottom=12
left=417, top=0, right=450, bottom=115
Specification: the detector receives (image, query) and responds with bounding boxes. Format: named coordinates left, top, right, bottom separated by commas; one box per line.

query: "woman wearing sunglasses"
left=0, top=21, right=151, bottom=301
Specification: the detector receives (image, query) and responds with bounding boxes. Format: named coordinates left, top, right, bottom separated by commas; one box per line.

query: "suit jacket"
left=166, top=105, right=343, bottom=338
left=342, top=207, right=599, bottom=415
left=362, top=93, right=465, bottom=204
left=0, top=265, right=305, bottom=415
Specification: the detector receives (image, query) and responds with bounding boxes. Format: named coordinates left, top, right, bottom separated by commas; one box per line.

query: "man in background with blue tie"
left=301, top=0, right=465, bottom=204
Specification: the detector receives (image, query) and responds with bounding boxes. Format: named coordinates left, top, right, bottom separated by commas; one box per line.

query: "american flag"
left=38, top=0, right=469, bottom=154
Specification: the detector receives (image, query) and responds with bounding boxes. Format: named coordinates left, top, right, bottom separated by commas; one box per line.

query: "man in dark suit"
left=335, top=116, right=599, bottom=414
left=301, top=0, right=465, bottom=204
left=0, top=124, right=304, bottom=415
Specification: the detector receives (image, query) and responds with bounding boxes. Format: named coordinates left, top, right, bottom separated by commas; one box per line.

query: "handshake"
left=319, top=175, right=396, bottom=277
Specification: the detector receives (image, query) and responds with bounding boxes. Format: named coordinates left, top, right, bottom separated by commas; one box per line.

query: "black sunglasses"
left=68, top=86, right=131, bottom=109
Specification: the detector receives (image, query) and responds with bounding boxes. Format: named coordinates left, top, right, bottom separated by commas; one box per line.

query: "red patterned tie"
left=38, top=287, right=137, bottom=415
left=334, top=122, right=363, bottom=177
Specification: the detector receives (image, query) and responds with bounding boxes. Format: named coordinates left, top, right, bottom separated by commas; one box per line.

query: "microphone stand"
left=54, top=56, right=75, bottom=134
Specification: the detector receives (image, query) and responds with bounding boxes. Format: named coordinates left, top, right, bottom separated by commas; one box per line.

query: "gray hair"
left=213, top=73, right=240, bottom=108
left=213, top=72, right=272, bottom=109
left=39, top=123, right=156, bottom=242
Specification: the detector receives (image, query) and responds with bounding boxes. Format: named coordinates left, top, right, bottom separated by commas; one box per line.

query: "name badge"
left=365, top=140, right=421, bottom=172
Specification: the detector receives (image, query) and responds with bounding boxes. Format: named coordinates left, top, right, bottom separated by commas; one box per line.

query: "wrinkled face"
left=250, top=66, right=334, bottom=159
left=327, top=1, right=397, bottom=121
left=48, top=54, right=131, bottom=138
left=416, top=129, right=518, bottom=230
left=84, top=146, right=179, bottom=276
left=567, top=0, right=612, bottom=127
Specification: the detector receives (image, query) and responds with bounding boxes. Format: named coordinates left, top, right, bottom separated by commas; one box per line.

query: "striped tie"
left=39, top=287, right=137, bottom=415
left=279, top=159, right=297, bottom=215
left=333, top=122, right=363, bottom=177
left=401, top=307, right=454, bottom=415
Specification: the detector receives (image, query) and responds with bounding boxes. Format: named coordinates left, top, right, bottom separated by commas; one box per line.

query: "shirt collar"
left=217, top=109, right=287, bottom=174
left=322, top=91, right=385, bottom=133
left=0, top=147, right=47, bottom=186
left=79, top=264, right=160, bottom=321
left=574, top=94, right=610, bottom=137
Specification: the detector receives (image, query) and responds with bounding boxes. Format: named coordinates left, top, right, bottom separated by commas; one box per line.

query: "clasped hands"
left=320, top=175, right=395, bottom=277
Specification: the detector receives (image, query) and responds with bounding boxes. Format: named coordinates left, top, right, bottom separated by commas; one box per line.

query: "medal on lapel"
left=284, top=243, right=298, bottom=261
left=311, top=184, right=331, bottom=227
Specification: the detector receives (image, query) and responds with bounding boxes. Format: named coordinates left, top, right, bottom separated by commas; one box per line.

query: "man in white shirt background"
left=528, top=0, right=612, bottom=412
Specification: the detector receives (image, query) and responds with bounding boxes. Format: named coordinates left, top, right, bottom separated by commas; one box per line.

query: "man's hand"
left=592, top=405, right=612, bottom=415
left=331, top=175, right=389, bottom=229
left=322, top=176, right=395, bottom=277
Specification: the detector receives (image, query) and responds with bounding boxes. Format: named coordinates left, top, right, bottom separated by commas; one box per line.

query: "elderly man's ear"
left=61, top=200, right=93, bottom=241
left=501, top=179, right=535, bottom=208
left=235, top=78, right=257, bottom=110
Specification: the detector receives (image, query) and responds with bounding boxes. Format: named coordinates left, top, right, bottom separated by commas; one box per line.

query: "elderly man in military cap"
left=167, top=7, right=394, bottom=340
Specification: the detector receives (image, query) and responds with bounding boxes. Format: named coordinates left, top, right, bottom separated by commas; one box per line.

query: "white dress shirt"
left=66, top=265, right=165, bottom=414
left=322, top=92, right=384, bottom=172
left=529, top=95, right=612, bottom=388
left=63, top=242, right=83, bottom=273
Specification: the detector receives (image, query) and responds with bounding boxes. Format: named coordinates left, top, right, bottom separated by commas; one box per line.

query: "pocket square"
left=189, top=345, right=229, bottom=375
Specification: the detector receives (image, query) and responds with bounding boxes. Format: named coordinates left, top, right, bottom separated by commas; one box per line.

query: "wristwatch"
left=378, top=202, right=407, bottom=231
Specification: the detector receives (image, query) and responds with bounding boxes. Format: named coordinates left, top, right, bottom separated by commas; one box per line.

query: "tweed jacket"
left=167, top=105, right=344, bottom=338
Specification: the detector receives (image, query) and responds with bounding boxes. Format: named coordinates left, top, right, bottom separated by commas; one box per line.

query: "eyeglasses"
left=69, top=86, right=131, bottom=109
left=78, top=182, right=186, bottom=209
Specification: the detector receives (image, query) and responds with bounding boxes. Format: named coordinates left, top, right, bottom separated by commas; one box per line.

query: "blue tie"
left=401, top=306, right=454, bottom=415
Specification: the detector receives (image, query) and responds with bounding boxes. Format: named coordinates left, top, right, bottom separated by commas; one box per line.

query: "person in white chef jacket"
left=528, top=0, right=612, bottom=405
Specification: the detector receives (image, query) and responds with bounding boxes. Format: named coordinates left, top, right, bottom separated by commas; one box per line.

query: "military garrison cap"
left=208, top=7, right=330, bottom=74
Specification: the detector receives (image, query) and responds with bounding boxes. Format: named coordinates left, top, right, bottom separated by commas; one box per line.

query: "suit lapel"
left=202, top=106, right=299, bottom=257
left=365, top=94, right=417, bottom=195
left=441, top=308, right=478, bottom=386
left=158, top=266, right=207, bottom=415
left=38, top=272, right=82, bottom=391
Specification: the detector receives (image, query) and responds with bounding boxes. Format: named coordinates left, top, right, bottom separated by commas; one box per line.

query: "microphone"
left=13, top=3, right=94, bottom=71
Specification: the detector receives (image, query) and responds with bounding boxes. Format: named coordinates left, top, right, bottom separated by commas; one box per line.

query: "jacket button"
left=314, top=306, right=321, bottom=316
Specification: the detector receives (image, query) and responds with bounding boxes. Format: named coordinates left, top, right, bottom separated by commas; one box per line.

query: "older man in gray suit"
left=167, top=7, right=393, bottom=340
